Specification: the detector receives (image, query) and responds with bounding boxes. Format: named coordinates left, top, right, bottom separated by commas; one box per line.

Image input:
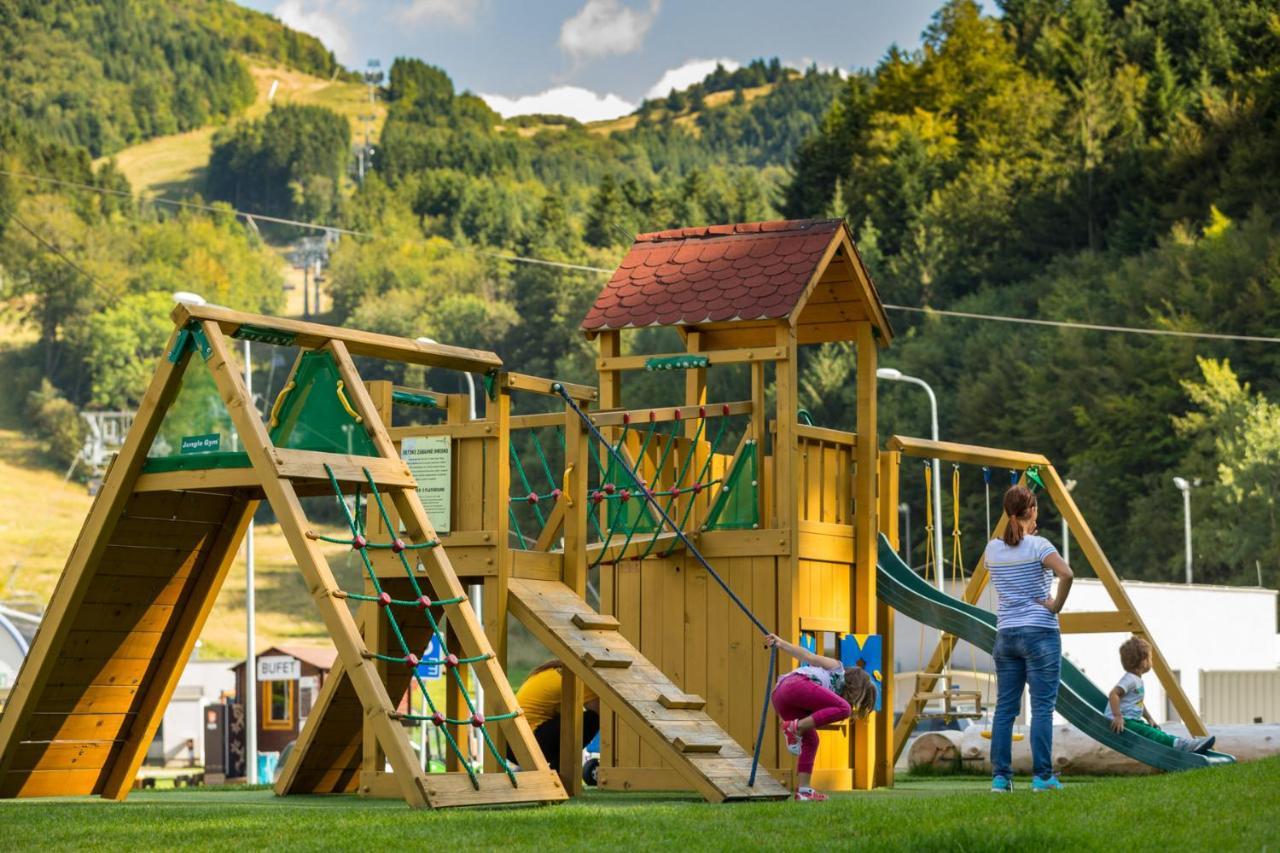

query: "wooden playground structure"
left=0, top=217, right=1209, bottom=807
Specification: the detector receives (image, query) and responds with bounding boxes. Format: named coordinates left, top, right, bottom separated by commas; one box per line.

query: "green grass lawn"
left=3, top=759, right=1278, bottom=851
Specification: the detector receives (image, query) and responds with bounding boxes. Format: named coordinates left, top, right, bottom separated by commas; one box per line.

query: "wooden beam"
left=587, top=400, right=752, bottom=428
left=795, top=423, right=856, bottom=447
left=559, top=398, right=589, bottom=795
left=887, top=435, right=1051, bottom=469
left=500, top=371, right=597, bottom=402
left=173, top=303, right=502, bottom=374
left=875, top=450, right=900, bottom=788
left=132, top=467, right=260, bottom=493
left=597, top=346, right=786, bottom=373
left=852, top=321, right=878, bottom=790
left=1058, top=611, right=1137, bottom=633
left=271, top=447, right=416, bottom=488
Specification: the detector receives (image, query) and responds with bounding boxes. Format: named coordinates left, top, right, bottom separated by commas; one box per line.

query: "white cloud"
left=481, top=86, right=636, bottom=123
left=644, top=58, right=739, bottom=99
left=398, top=0, right=483, bottom=26
left=274, top=0, right=354, bottom=65
left=559, top=0, right=660, bottom=62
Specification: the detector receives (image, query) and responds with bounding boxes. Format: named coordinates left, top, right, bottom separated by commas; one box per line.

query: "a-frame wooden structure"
left=883, top=435, right=1212, bottom=761
left=0, top=304, right=566, bottom=808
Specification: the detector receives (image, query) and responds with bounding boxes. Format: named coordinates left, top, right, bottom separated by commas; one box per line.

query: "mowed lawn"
left=2, top=759, right=1278, bottom=851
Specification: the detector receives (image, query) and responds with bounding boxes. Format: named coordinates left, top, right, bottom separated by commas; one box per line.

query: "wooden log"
left=908, top=724, right=1280, bottom=775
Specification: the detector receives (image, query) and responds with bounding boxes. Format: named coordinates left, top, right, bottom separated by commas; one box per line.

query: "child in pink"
left=766, top=633, right=877, bottom=801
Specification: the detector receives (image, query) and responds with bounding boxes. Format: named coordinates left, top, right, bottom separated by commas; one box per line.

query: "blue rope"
left=748, top=644, right=778, bottom=788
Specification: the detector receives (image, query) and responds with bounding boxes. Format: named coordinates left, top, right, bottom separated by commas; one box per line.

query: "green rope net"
left=321, top=464, right=518, bottom=789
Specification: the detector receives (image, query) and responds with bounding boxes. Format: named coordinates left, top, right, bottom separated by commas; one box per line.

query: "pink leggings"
left=771, top=675, right=851, bottom=774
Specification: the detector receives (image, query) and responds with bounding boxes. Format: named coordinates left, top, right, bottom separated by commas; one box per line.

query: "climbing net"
left=507, top=404, right=757, bottom=562
left=316, top=464, right=519, bottom=789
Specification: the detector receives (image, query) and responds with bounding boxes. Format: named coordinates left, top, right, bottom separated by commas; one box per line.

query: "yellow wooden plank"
left=571, top=612, right=620, bottom=631
left=887, top=435, right=1051, bottom=469
left=1058, top=611, right=1136, bottom=633
left=173, top=302, right=502, bottom=373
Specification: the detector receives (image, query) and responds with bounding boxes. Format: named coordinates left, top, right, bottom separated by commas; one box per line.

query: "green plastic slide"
left=875, top=534, right=1235, bottom=772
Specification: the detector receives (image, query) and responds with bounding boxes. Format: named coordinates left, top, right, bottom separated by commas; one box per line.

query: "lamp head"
left=876, top=368, right=903, bottom=381
left=1173, top=476, right=1190, bottom=491
left=172, top=291, right=206, bottom=306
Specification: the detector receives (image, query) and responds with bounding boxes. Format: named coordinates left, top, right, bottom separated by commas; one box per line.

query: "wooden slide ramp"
left=508, top=578, right=789, bottom=802
left=0, top=487, right=255, bottom=799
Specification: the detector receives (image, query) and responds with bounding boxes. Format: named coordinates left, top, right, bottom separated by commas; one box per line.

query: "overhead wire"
left=5, top=166, right=1279, bottom=345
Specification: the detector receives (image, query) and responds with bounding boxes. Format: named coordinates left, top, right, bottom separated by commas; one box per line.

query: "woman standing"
left=985, top=484, right=1073, bottom=792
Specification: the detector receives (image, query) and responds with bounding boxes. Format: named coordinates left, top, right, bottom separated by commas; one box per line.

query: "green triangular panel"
left=269, top=351, right=380, bottom=457
left=705, top=441, right=759, bottom=531
left=145, top=359, right=245, bottom=464
left=603, top=452, right=659, bottom=534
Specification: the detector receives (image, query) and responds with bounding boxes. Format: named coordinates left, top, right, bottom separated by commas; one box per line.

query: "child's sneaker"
left=794, top=787, right=828, bottom=802
left=1031, top=775, right=1065, bottom=792
left=990, top=775, right=1013, bottom=793
left=781, top=719, right=802, bottom=756
left=1190, top=735, right=1216, bottom=754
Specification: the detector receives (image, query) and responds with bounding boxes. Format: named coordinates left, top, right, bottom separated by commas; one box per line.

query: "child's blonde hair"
left=841, top=667, right=877, bottom=718
left=1119, top=636, right=1151, bottom=672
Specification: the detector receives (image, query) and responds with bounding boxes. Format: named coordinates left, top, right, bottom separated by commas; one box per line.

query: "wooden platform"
left=507, top=578, right=789, bottom=803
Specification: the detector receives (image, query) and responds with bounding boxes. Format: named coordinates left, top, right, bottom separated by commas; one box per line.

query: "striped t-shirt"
left=983, top=534, right=1060, bottom=630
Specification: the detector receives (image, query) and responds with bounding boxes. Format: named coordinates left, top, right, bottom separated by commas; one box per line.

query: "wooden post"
left=558, top=402, right=590, bottom=794
left=1043, top=466, right=1208, bottom=736
left=772, top=325, right=799, bottom=655
left=596, top=330, right=622, bottom=775
left=363, top=380, right=394, bottom=783
left=483, top=387, right=511, bottom=770
left=875, top=450, right=900, bottom=788
left=200, top=323, right=431, bottom=807
left=851, top=321, right=878, bottom=790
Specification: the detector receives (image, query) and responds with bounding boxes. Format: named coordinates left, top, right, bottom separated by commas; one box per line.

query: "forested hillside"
left=2, top=0, right=1278, bottom=589
left=0, top=0, right=342, bottom=158
left=780, top=0, right=1280, bottom=584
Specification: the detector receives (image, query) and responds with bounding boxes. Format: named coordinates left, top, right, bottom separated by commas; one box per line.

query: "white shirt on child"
left=1106, top=671, right=1146, bottom=720
left=782, top=665, right=845, bottom=696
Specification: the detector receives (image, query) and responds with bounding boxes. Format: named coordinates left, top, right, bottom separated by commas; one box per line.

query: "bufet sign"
left=257, top=655, right=301, bottom=682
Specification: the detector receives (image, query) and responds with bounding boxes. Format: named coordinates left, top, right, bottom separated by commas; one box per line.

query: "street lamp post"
left=1173, top=477, right=1200, bottom=584
left=898, top=502, right=911, bottom=563
left=1061, top=479, right=1077, bottom=563
left=877, top=368, right=944, bottom=590
left=176, top=291, right=257, bottom=783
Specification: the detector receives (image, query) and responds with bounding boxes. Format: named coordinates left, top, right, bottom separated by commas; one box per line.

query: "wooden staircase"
left=507, top=577, right=789, bottom=802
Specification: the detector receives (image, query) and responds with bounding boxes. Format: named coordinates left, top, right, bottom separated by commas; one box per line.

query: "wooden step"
left=507, top=577, right=789, bottom=803
left=673, top=738, right=722, bottom=754
left=572, top=612, right=620, bottom=631
left=658, top=691, right=706, bottom=711
left=583, top=651, right=632, bottom=669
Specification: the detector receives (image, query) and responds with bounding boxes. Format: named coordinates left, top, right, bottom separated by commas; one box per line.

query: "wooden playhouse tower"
left=579, top=218, right=896, bottom=791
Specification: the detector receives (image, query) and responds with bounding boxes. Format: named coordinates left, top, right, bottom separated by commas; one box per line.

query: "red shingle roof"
left=581, top=219, right=843, bottom=332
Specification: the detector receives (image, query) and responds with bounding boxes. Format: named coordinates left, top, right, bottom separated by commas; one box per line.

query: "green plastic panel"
left=603, top=452, right=658, bottom=534
left=269, top=351, right=380, bottom=457
left=644, top=355, right=709, bottom=371
left=704, top=440, right=759, bottom=531
left=142, top=451, right=252, bottom=473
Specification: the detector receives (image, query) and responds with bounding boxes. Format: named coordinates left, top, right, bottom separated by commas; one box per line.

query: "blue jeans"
left=991, top=626, right=1061, bottom=780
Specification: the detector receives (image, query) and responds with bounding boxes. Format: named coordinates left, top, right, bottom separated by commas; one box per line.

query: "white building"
left=155, top=658, right=237, bottom=765
left=893, top=578, right=1280, bottom=725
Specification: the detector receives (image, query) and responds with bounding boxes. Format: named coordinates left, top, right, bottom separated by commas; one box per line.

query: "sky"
left=235, top=0, right=941, bottom=122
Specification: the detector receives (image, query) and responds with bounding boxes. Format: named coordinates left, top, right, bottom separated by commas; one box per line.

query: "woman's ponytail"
left=1001, top=485, right=1036, bottom=547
